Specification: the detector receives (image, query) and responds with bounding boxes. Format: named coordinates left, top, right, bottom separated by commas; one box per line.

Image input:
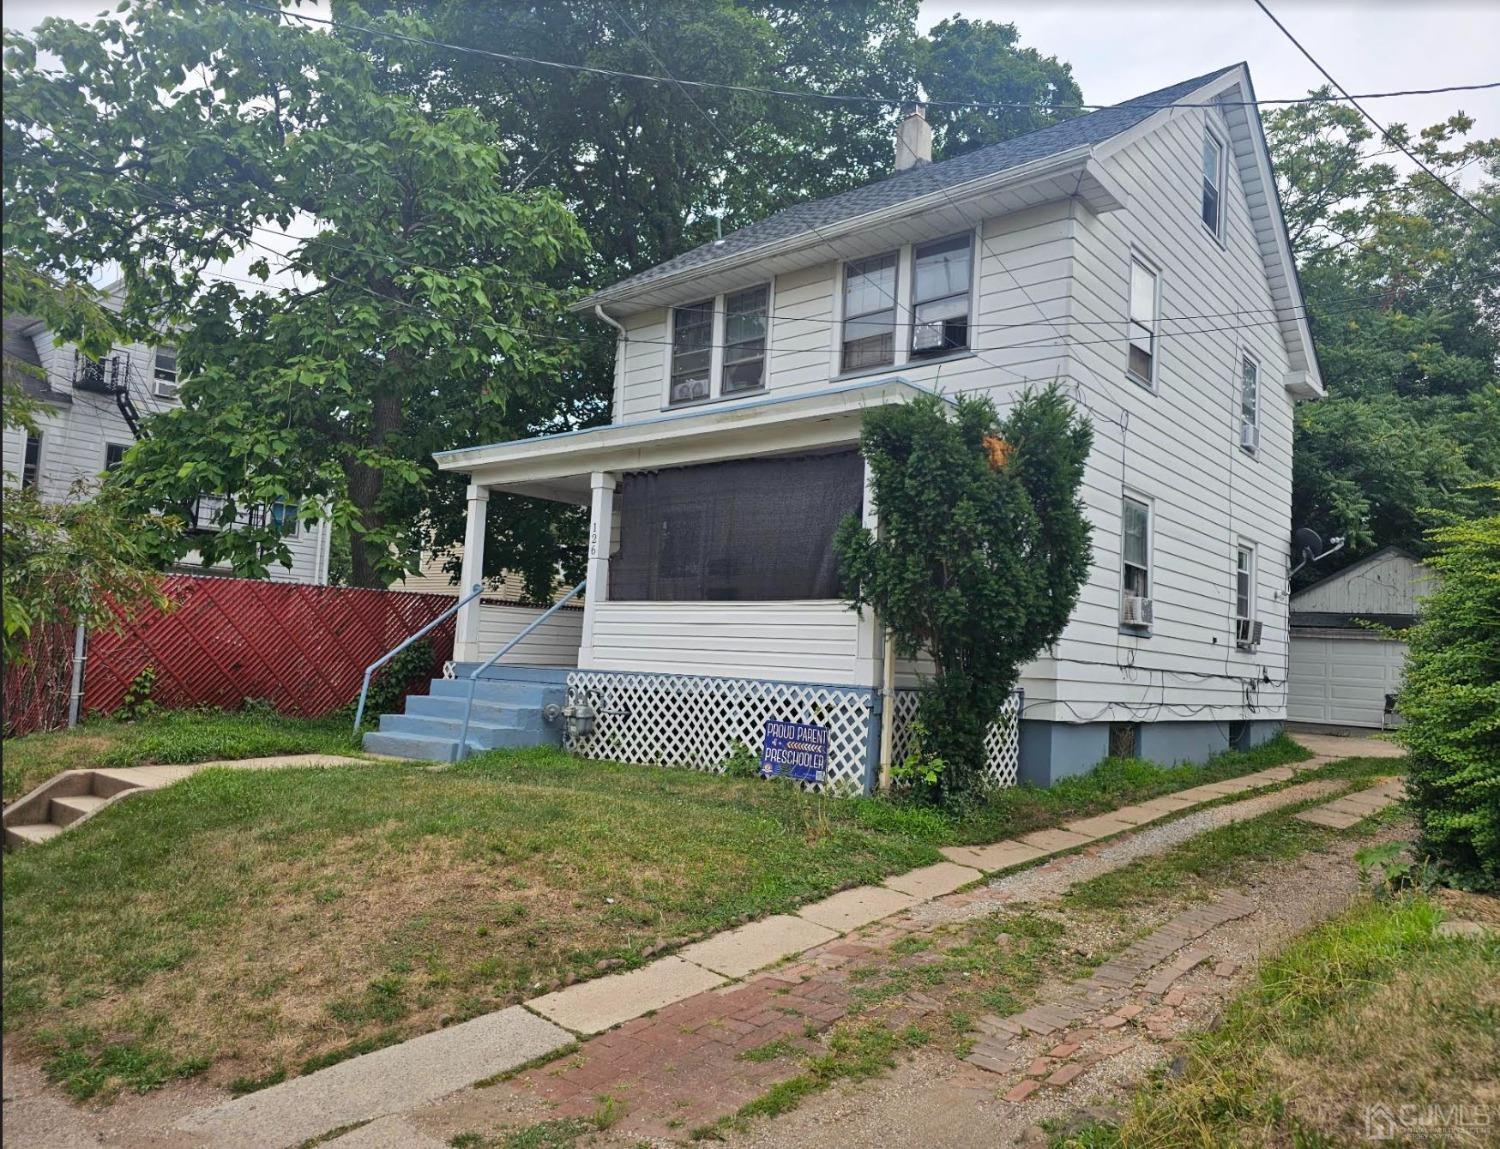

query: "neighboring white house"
left=2, top=308, right=331, bottom=585
left=1287, top=547, right=1431, bottom=730
left=401, top=63, right=1322, bottom=785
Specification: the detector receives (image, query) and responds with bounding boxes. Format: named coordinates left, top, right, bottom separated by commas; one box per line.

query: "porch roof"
left=434, top=377, right=940, bottom=503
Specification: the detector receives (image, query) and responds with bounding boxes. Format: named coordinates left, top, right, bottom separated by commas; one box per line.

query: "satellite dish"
left=1292, top=527, right=1323, bottom=559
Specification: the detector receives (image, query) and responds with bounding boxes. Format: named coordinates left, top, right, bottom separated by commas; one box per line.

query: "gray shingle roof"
left=592, top=65, right=1242, bottom=301
left=2, top=314, right=69, bottom=404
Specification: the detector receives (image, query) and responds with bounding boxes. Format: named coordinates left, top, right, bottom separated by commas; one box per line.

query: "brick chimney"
left=895, top=103, right=932, bottom=172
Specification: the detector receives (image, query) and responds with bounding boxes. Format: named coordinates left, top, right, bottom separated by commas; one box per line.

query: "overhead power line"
left=236, top=2, right=1500, bottom=116
left=1251, top=0, right=1498, bottom=228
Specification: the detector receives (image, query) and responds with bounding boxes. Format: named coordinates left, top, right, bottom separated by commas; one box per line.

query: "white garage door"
left=1288, top=634, right=1409, bottom=728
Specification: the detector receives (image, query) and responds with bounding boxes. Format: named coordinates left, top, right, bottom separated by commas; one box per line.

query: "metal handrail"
left=455, top=578, right=587, bottom=759
left=352, top=583, right=484, bottom=732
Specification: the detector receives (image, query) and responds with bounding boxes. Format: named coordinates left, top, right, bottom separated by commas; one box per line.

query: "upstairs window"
left=910, top=233, right=972, bottom=358
left=1121, top=495, right=1152, bottom=628
left=105, top=442, right=128, bottom=472
left=1202, top=131, right=1225, bottom=237
left=669, top=300, right=714, bottom=405
left=1240, top=352, right=1260, bottom=452
left=1127, top=259, right=1158, bottom=387
left=22, top=432, right=42, bottom=489
left=154, top=346, right=179, bottom=399
left=841, top=252, right=898, bottom=373
left=721, top=285, right=769, bottom=395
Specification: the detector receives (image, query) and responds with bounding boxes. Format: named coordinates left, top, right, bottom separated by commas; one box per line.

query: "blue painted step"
left=360, top=668, right=568, bottom=762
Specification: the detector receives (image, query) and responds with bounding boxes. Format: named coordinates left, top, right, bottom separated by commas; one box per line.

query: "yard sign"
left=760, top=719, right=829, bottom=784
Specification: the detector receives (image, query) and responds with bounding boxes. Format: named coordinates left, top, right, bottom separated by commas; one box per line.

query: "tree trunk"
left=343, top=389, right=403, bottom=588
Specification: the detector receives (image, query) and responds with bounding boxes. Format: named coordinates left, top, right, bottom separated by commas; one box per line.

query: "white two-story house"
left=369, top=64, right=1322, bottom=787
left=2, top=303, right=332, bottom=585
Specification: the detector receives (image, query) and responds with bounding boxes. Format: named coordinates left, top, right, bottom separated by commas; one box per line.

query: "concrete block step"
left=361, top=731, right=460, bottom=763
left=448, top=664, right=572, bottom=685
left=377, top=713, right=557, bottom=750
left=91, top=772, right=147, bottom=799
left=426, top=678, right=565, bottom=707
left=403, top=694, right=548, bottom=726
left=49, top=793, right=109, bottom=827
left=6, top=823, right=63, bottom=849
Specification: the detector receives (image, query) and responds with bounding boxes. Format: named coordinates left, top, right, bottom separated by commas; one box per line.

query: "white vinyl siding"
left=585, top=601, right=866, bottom=685
left=476, top=601, right=583, bottom=667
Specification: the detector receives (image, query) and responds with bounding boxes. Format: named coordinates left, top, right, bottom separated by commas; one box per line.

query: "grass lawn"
left=2, top=709, right=361, bottom=802
left=1055, top=891, right=1500, bottom=1148
left=1, top=719, right=1313, bottom=1101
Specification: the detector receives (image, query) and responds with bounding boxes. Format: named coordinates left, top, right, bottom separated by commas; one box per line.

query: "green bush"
left=1397, top=493, right=1500, bottom=889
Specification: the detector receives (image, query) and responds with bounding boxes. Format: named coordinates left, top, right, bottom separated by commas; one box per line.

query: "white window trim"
left=1126, top=253, right=1161, bottom=392
left=1234, top=542, right=1256, bottom=626
left=663, top=282, right=773, bottom=409
left=1239, top=347, right=1261, bottom=454
left=1202, top=124, right=1229, bottom=245
left=1120, top=491, right=1153, bottom=633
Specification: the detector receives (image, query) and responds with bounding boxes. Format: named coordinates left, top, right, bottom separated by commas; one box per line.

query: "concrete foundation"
left=1018, top=718, right=1286, bottom=787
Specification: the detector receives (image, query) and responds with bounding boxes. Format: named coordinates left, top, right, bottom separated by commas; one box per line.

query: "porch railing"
left=352, top=583, right=484, bottom=732
left=456, top=578, right=587, bottom=758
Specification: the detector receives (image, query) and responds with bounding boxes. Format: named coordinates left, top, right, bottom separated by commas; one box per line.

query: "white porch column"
left=453, top=483, right=489, bottom=663
left=580, top=471, right=615, bottom=668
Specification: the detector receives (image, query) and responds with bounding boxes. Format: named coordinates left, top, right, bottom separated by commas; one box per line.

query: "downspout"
left=594, top=304, right=627, bottom=421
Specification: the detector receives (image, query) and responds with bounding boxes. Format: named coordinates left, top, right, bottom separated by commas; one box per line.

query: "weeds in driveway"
left=1063, top=756, right=1406, bottom=910
left=2, top=709, right=360, bottom=801
left=1053, top=893, right=1500, bottom=1148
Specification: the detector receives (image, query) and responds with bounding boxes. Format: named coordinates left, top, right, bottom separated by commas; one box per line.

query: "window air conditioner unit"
left=1121, top=595, right=1154, bottom=627
left=1240, top=420, right=1259, bottom=451
left=1235, top=618, right=1263, bottom=650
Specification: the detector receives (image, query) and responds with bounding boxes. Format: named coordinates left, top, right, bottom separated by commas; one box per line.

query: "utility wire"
left=1252, top=0, right=1498, bottom=228
left=235, top=2, right=1499, bottom=115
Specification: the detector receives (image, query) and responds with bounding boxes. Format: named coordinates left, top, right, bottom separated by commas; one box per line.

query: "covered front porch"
left=435, top=379, right=937, bottom=682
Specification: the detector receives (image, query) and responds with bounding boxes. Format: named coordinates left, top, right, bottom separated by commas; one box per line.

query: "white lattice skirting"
left=888, top=689, right=1022, bottom=789
left=564, top=670, right=1021, bottom=795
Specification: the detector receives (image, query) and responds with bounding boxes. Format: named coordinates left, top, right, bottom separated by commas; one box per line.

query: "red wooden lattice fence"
left=80, top=575, right=458, bottom=720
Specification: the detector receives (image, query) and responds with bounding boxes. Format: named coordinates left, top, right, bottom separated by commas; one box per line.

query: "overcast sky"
left=7, top=0, right=1497, bottom=287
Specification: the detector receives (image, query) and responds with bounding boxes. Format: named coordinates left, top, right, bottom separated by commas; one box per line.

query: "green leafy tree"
left=1396, top=488, right=1500, bottom=890
left=836, top=386, right=1092, bottom=801
left=4, top=2, right=588, bottom=588
left=1266, top=94, right=1499, bottom=578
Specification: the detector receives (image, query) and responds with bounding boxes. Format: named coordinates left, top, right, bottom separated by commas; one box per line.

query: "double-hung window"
left=841, top=252, right=898, bottom=372
left=21, top=432, right=42, bottom=489
left=910, top=234, right=972, bottom=358
left=669, top=300, right=715, bottom=405
left=104, top=442, right=128, bottom=472
left=1240, top=352, right=1259, bottom=452
left=721, top=285, right=769, bottom=395
left=1234, top=545, right=1255, bottom=628
left=154, top=346, right=180, bottom=399
left=1202, top=131, right=1225, bottom=238
left=1127, top=259, right=1158, bottom=387
left=1121, top=496, right=1152, bottom=627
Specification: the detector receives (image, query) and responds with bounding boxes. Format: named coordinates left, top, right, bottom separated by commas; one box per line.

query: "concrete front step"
left=403, top=693, right=548, bottom=725
left=361, top=731, right=462, bottom=763
left=426, top=678, right=565, bottom=707
left=5, top=822, right=63, bottom=849
left=49, top=793, right=109, bottom=827
left=377, top=713, right=559, bottom=750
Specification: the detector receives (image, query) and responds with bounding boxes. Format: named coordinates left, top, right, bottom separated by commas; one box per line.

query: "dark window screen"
left=609, top=450, right=864, bottom=601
